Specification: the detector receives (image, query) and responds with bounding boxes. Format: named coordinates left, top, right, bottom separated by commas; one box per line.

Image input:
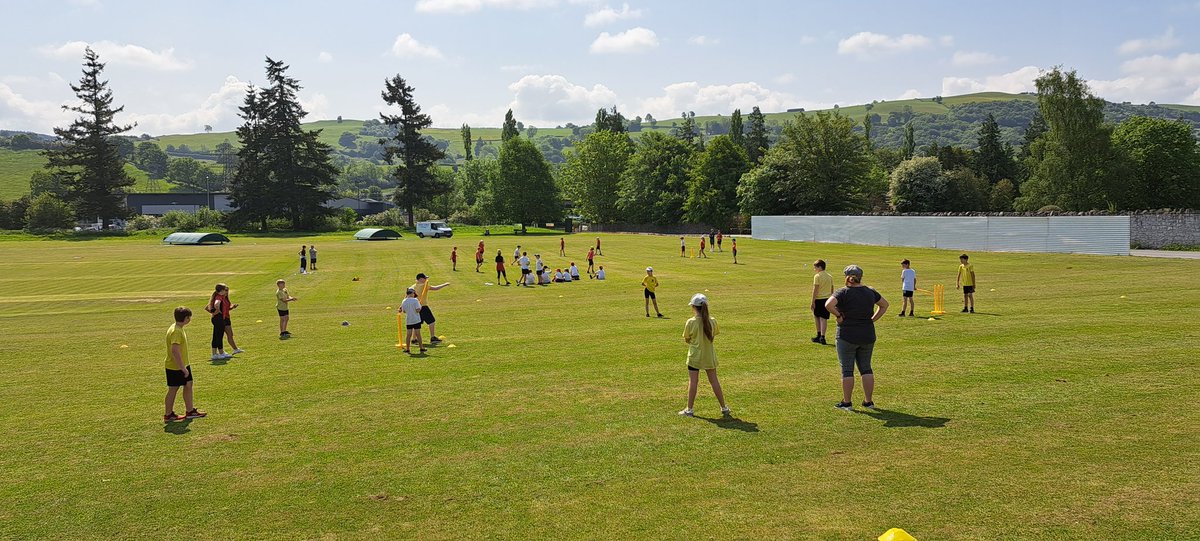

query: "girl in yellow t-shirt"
left=679, top=293, right=731, bottom=417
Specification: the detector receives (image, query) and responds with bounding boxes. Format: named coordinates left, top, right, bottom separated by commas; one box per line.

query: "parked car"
left=416, top=221, right=453, bottom=238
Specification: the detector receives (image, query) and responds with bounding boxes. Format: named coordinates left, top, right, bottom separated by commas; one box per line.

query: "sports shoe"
left=231, top=348, right=245, bottom=355
left=962, top=307, right=969, bottom=313
left=185, top=409, right=207, bottom=419
left=811, top=336, right=821, bottom=343
left=908, top=311, right=914, bottom=316
left=720, top=406, right=732, bottom=416
left=646, top=313, right=650, bottom=318
left=211, top=354, right=225, bottom=361
left=678, top=408, right=694, bottom=417
left=835, top=401, right=853, bottom=410
left=430, top=338, right=443, bottom=344
left=861, top=401, right=876, bottom=410
left=163, top=412, right=183, bottom=422
left=819, top=336, right=827, bottom=345
left=281, top=331, right=291, bottom=336
left=656, top=313, right=664, bottom=318
left=969, top=308, right=975, bottom=313
left=898, top=312, right=905, bottom=317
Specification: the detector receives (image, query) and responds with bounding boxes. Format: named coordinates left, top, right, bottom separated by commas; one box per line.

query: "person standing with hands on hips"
left=825, top=265, right=888, bottom=411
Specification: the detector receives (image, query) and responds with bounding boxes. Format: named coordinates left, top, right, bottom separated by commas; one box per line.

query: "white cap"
left=689, top=293, right=708, bottom=306
left=646, top=266, right=654, bottom=272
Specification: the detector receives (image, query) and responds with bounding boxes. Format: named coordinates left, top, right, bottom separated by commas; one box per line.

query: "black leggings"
left=497, top=269, right=507, bottom=281
left=211, top=317, right=228, bottom=349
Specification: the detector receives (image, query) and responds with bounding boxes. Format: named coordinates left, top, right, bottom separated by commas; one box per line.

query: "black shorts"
left=310, top=259, right=317, bottom=265
left=963, top=285, right=976, bottom=294
left=278, top=309, right=289, bottom=316
left=902, top=290, right=914, bottom=298
left=166, top=366, right=193, bottom=387
left=521, top=268, right=531, bottom=275
left=419, top=305, right=436, bottom=324
left=644, top=288, right=656, bottom=299
left=406, top=322, right=422, bottom=330
left=813, top=298, right=830, bottom=319
left=688, top=365, right=699, bottom=372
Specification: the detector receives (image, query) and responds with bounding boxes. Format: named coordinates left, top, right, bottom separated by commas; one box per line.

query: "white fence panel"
left=752, top=215, right=1130, bottom=255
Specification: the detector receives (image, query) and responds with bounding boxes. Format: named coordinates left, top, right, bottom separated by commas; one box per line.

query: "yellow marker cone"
left=879, top=528, right=918, bottom=541
left=990, top=288, right=996, bottom=292
left=558, top=295, right=564, bottom=298
left=438, top=335, right=446, bottom=340
left=447, top=344, right=457, bottom=348
left=927, top=317, right=935, bottom=321
left=1120, top=295, right=1127, bottom=299
left=119, top=345, right=129, bottom=348
left=386, top=306, right=391, bottom=310
left=255, top=319, right=263, bottom=323
left=476, top=299, right=482, bottom=302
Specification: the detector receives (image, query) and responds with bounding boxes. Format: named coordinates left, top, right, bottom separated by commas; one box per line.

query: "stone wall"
left=1130, top=213, right=1200, bottom=248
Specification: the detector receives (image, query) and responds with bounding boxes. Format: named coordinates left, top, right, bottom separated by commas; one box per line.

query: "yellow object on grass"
left=879, top=528, right=918, bottom=541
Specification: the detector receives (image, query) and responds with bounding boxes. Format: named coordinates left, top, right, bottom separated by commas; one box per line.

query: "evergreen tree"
left=975, top=113, right=1013, bottom=184
left=862, top=115, right=872, bottom=150
left=902, top=122, right=916, bottom=160
left=746, top=106, right=768, bottom=163
left=380, top=74, right=449, bottom=227
left=675, top=111, right=700, bottom=149
left=729, top=109, right=745, bottom=149
left=228, top=57, right=338, bottom=230
left=461, top=123, right=473, bottom=161
left=43, top=47, right=135, bottom=227
left=501, top=109, right=520, bottom=142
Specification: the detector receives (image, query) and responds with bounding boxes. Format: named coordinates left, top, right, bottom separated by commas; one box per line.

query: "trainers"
left=962, top=307, right=969, bottom=313
left=430, top=338, right=443, bottom=344
left=898, top=312, right=905, bottom=317
left=656, top=313, right=664, bottom=318
left=231, top=348, right=245, bottom=355
left=211, top=354, right=224, bottom=361
left=163, top=412, right=183, bottom=422
left=678, top=408, right=694, bottom=417
left=819, top=336, right=827, bottom=345
left=969, top=308, right=975, bottom=313
left=185, top=409, right=207, bottom=419
left=811, top=336, right=821, bottom=343
left=835, top=401, right=853, bottom=410
left=720, top=406, right=732, bottom=416
left=908, top=311, right=914, bottom=317
left=861, top=401, right=876, bottom=409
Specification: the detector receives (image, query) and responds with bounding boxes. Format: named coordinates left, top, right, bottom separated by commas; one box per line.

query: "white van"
left=416, top=221, right=453, bottom=238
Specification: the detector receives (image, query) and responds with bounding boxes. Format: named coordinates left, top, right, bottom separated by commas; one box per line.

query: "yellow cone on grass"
left=255, top=320, right=263, bottom=323
left=119, top=345, right=128, bottom=349
left=447, top=344, right=457, bottom=348
left=879, top=528, right=917, bottom=541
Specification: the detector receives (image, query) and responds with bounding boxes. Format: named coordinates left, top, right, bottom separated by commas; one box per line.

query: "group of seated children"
left=527, top=261, right=605, bottom=285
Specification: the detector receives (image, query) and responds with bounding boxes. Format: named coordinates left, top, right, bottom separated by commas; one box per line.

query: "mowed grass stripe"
left=0, top=233, right=1196, bottom=540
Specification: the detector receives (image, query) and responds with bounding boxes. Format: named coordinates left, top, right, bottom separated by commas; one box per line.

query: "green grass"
left=0, top=232, right=1197, bottom=539
left=0, top=148, right=47, bottom=199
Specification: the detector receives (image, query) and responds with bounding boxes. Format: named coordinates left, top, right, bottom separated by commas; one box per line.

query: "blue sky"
left=2, top=0, right=1199, bottom=135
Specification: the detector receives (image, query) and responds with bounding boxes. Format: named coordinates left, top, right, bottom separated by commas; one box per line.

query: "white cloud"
left=1092, top=52, right=1200, bottom=104
left=426, top=103, right=506, bottom=128
left=415, top=0, right=556, bottom=14
left=1117, top=27, right=1181, bottom=55
left=774, top=73, right=797, bottom=85
left=124, top=76, right=252, bottom=134
left=317, top=51, right=333, bottom=63
left=687, top=35, right=719, bottom=46
left=837, top=32, right=931, bottom=59
left=636, top=81, right=813, bottom=121
left=506, top=74, right=618, bottom=126
left=939, top=35, right=955, bottom=47
left=584, top=3, right=641, bottom=26
left=390, top=34, right=444, bottom=60
left=941, top=66, right=1042, bottom=96
left=895, top=89, right=922, bottom=100
left=951, top=51, right=1004, bottom=67
left=0, top=82, right=76, bottom=133
left=590, top=27, right=659, bottom=54
left=40, top=40, right=192, bottom=71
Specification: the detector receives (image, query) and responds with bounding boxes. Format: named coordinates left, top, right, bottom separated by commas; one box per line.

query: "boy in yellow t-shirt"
left=956, top=253, right=977, bottom=313
left=642, top=267, right=663, bottom=318
left=811, top=259, right=834, bottom=344
left=164, top=307, right=205, bottom=423
left=276, top=279, right=297, bottom=338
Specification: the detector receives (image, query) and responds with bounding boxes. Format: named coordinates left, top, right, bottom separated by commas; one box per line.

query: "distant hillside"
left=4, top=92, right=1199, bottom=199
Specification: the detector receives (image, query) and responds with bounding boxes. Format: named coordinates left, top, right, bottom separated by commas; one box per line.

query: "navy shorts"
left=166, top=366, right=193, bottom=387
left=963, top=286, right=975, bottom=294
left=902, top=290, right=914, bottom=298
left=813, top=298, right=830, bottom=319
left=406, top=322, right=422, bottom=330
left=644, top=288, right=656, bottom=299
left=278, top=309, right=289, bottom=316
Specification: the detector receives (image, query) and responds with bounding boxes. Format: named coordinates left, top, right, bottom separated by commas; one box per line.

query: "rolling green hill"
left=0, top=148, right=178, bottom=199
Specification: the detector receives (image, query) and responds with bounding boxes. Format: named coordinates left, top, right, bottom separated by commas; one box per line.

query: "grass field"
left=0, top=232, right=1197, bottom=540
left=0, top=149, right=179, bottom=199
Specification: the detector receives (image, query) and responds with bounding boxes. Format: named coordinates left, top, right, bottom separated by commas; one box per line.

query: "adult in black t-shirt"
left=825, top=264, right=889, bottom=410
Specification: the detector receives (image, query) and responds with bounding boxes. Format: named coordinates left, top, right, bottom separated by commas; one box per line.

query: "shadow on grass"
left=694, top=415, right=760, bottom=432
left=209, top=357, right=229, bottom=366
left=968, top=312, right=1002, bottom=317
left=163, top=419, right=193, bottom=434
left=854, top=408, right=949, bottom=428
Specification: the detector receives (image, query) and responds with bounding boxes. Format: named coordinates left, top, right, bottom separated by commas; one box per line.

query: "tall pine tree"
left=501, top=109, right=520, bottom=141
left=228, top=57, right=337, bottom=230
left=902, top=122, right=916, bottom=160
left=745, top=106, right=768, bottom=164
left=44, top=47, right=135, bottom=227
left=975, top=113, right=1012, bottom=184
left=729, top=109, right=745, bottom=148
left=460, top=123, right=473, bottom=161
left=380, top=74, right=449, bottom=227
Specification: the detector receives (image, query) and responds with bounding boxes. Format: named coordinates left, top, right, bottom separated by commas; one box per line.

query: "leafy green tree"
left=338, top=132, right=358, bottom=148
left=501, top=109, right=520, bottom=142
left=456, top=157, right=498, bottom=207
left=975, top=113, right=1014, bottom=183
left=746, top=106, right=768, bottom=163
left=618, top=131, right=694, bottom=225
left=30, top=171, right=68, bottom=198
left=133, top=142, right=168, bottom=179
left=562, top=130, right=632, bottom=223
left=461, top=123, right=473, bottom=161
left=1016, top=68, right=1123, bottom=211
left=738, top=111, right=872, bottom=215
left=379, top=74, right=449, bottom=226
left=167, top=157, right=207, bottom=189
left=43, top=47, right=134, bottom=227
left=889, top=157, right=945, bottom=212
left=480, top=137, right=560, bottom=224
left=862, top=115, right=872, bottom=150
left=228, top=57, right=338, bottom=230
left=1111, top=116, right=1200, bottom=209
left=901, top=122, right=915, bottom=160
left=594, top=106, right=626, bottom=133
left=685, top=135, right=749, bottom=226
left=0, top=196, right=32, bottom=230
left=729, top=108, right=745, bottom=149
left=675, top=111, right=700, bottom=149
left=425, top=167, right=466, bottom=219
left=25, top=193, right=76, bottom=230
left=943, top=167, right=989, bottom=211
left=989, top=179, right=1016, bottom=211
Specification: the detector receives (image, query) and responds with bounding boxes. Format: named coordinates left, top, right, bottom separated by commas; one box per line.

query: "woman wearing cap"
left=678, top=293, right=730, bottom=417
left=824, top=265, right=889, bottom=410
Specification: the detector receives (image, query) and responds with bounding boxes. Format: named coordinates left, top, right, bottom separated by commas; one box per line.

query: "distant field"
left=0, top=149, right=178, bottom=199
left=0, top=232, right=1196, bottom=539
